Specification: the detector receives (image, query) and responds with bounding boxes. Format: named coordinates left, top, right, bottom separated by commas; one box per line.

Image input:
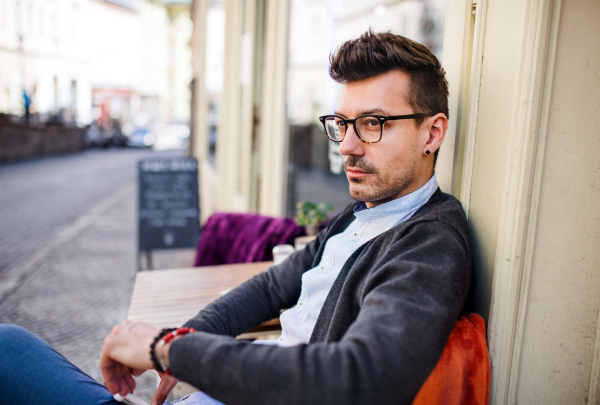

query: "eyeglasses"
left=318, top=113, right=436, bottom=144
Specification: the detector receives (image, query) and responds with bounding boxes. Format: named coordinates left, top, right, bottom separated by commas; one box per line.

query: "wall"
left=515, top=0, right=600, bottom=402
left=444, top=0, right=600, bottom=403
left=0, top=119, right=85, bottom=163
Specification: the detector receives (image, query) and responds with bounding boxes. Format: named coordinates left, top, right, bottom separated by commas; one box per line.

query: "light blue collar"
left=353, top=173, right=439, bottom=219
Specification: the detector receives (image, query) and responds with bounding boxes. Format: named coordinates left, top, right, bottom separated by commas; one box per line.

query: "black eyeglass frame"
left=318, top=113, right=437, bottom=144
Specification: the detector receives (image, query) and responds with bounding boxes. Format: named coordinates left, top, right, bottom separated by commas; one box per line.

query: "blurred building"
left=0, top=0, right=89, bottom=122
left=0, top=0, right=192, bottom=136
left=190, top=1, right=600, bottom=404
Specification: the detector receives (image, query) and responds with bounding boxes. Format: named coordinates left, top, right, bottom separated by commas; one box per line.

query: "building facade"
left=0, top=0, right=192, bottom=133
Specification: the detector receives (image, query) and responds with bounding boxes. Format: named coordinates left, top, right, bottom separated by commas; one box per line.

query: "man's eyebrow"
left=333, top=108, right=390, bottom=118
left=361, top=108, right=390, bottom=115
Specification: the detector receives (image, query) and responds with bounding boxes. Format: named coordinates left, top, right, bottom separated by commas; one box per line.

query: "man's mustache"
left=344, top=156, right=378, bottom=174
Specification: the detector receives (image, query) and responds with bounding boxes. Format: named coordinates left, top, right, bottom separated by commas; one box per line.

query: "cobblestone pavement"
left=0, top=148, right=196, bottom=402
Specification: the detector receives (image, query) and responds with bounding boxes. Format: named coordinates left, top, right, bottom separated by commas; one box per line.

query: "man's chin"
left=349, top=183, right=372, bottom=202
left=348, top=182, right=403, bottom=204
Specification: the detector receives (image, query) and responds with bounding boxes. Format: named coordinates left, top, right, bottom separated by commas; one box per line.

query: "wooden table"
left=128, top=261, right=279, bottom=334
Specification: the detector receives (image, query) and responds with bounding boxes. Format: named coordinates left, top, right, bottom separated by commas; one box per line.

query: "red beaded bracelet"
left=155, top=327, right=196, bottom=375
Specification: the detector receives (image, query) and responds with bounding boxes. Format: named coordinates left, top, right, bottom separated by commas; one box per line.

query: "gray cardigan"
left=170, top=189, right=472, bottom=405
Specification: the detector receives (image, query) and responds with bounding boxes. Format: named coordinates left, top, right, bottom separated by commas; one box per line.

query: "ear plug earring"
left=425, top=150, right=431, bottom=155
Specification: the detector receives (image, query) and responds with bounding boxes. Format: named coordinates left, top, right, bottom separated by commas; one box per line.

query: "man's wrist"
left=156, top=335, right=184, bottom=370
left=150, top=327, right=196, bottom=374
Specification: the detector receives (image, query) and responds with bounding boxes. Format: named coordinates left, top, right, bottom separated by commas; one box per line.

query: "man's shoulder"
left=360, top=190, right=472, bottom=283
left=411, top=189, right=467, bottom=229
left=372, top=189, right=470, bottom=250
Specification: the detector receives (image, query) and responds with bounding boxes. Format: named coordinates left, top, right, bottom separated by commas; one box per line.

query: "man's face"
left=335, top=70, right=436, bottom=207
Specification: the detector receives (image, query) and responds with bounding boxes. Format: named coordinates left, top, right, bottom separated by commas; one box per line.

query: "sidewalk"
left=0, top=149, right=195, bottom=402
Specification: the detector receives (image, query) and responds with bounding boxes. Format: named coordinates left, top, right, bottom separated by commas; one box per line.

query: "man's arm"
left=180, top=225, right=328, bottom=336
left=169, top=221, right=472, bottom=405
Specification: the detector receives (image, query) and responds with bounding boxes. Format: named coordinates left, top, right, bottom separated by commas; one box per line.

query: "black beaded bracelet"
left=150, top=328, right=175, bottom=373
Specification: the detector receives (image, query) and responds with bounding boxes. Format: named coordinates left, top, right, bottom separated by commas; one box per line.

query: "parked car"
left=127, top=128, right=155, bottom=148
left=85, top=121, right=127, bottom=148
left=108, top=121, right=127, bottom=147
left=85, top=124, right=112, bottom=148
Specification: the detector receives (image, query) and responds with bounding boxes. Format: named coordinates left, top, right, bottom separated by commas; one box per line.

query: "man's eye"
left=365, top=120, right=380, bottom=127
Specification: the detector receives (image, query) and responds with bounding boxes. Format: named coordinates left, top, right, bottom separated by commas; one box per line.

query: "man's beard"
left=344, top=156, right=417, bottom=203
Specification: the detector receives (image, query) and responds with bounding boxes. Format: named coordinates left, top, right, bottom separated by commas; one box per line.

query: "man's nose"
left=338, top=124, right=364, bottom=157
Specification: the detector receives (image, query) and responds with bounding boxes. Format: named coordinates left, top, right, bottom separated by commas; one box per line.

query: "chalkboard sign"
left=138, top=158, right=199, bottom=251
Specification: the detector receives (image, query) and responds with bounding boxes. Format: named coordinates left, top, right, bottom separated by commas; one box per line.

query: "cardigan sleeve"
left=169, top=219, right=472, bottom=405
left=180, top=223, right=328, bottom=336
left=180, top=205, right=356, bottom=336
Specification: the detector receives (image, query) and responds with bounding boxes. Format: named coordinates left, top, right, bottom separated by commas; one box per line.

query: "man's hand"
left=152, top=373, right=179, bottom=405
left=100, top=320, right=158, bottom=396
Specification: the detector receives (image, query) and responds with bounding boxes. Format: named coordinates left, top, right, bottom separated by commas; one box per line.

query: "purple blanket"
left=194, top=213, right=305, bottom=266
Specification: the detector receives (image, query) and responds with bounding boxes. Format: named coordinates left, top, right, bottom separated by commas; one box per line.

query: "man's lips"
left=345, top=168, right=371, bottom=178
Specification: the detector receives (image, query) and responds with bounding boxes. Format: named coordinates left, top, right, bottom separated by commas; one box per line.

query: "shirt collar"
left=353, top=173, right=439, bottom=219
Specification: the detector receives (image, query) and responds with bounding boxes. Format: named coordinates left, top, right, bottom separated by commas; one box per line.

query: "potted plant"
left=294, top=201, right=333, bottom=236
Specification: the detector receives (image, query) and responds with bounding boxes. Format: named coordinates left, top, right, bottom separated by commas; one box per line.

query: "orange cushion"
left=412, top=313, right=491, bottom=405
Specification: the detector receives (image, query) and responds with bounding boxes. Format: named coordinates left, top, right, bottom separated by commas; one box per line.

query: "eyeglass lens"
left=324, top=116, right=382, bottom=143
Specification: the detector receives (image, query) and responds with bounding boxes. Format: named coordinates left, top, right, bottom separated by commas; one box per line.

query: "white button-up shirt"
left=256, top=174, right=439, bottom=347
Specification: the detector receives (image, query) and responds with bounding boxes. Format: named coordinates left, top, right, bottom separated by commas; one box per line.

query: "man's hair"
left=329, top=30, right=449, bottom=163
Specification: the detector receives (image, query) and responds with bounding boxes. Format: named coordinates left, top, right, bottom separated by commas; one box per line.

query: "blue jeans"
left=0, top=324, right=120, bottom=405
left=0, top=324, right=223, bottom=405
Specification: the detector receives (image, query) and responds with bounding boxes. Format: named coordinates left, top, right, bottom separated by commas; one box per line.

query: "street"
left=0, top=148, right=195, bottom=401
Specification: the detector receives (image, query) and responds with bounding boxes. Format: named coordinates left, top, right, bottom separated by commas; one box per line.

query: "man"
left=100, top=30, right=472, bottom=405
left=0, top=31, right=471, bottom=405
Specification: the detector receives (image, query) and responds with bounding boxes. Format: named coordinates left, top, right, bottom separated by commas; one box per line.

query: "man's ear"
left=423, top=113, right=448, bottom=154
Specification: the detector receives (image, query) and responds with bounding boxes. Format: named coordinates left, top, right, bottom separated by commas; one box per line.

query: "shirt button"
left=353, top=231, right=359, bottom=238
left=320, top=265, right=325, bottom=271
left=299, top=301, right=304, bottom=306
left=279, top=336, right=283, bottom=341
